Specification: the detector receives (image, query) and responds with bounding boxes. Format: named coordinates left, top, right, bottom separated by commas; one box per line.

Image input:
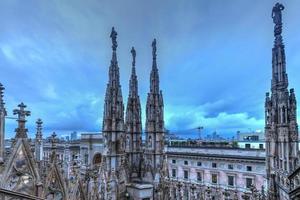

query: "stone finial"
left=152, top=39, right=157, bottom=60
left=131, top=47, right=136, bottom=67
left=110, top=27, right=118, bottom=51
left=272, top=3, right=284, bottom=36
left=50, top=132, right=57, bottom=162
left=13, top=102, right=31, bottom=138
left=13, top=102, right=31, bottom=121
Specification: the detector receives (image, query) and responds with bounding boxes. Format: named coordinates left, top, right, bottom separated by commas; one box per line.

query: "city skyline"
left=1, top=0, right=300, bottom=138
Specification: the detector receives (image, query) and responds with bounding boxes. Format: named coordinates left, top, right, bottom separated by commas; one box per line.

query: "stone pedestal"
left=126, top=183, right=153, bottom=200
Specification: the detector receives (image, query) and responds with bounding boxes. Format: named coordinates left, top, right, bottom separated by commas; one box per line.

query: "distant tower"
left=144, top=39, right=165, bottom=186
left=35, top=118, right=43, bottom=162
left=265, top=3, right=298, bottom=199
left=102, top=27, right=127, bottom=199
left=125, top=47, right=143, bottom=180
left=0, top=83, right=7, bottom=163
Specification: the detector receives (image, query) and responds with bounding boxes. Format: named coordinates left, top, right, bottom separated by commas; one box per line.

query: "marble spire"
left=125, top=47, right=142, bottom=179
left=101, top=27, right=127, bottom=199
left=144, top=39, right=165, bottom=190
left=271, top=3, right=288, bottom=91
left=265, top=3, right=299, bottom=199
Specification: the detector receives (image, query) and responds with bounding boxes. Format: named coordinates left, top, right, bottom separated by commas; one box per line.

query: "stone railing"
left=164, top=178, right=266, bottom=200
left=0, top=188, right=44, bottom=200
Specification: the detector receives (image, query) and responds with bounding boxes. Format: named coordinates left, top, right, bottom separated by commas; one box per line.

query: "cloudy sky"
left=1, top=0, right=300, bottom=139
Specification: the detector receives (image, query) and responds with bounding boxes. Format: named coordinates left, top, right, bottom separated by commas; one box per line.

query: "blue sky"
left=1, top=0, right=300, bottom=139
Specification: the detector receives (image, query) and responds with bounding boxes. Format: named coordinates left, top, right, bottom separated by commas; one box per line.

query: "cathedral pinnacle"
left=152, top=39, right=157, bottom=60
left=13, top=102, right=31, bottom=139
left=110, top=27, right=118, bottom=51
left=150, top=39, right=159, bottom=94
left=131, top=47, right=136, bottom=67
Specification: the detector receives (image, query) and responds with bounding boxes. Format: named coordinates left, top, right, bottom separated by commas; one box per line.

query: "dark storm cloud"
left=1, top=0, right=300, bottom=138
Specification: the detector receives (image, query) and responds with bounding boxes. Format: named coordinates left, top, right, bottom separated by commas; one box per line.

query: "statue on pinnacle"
left=131, top=47, right=136, bottom=67
left=110, top=27, right=118, bottom=50
left=152, top=39, right=157, bottom=60
left=272, top=3, right=284, bottom=36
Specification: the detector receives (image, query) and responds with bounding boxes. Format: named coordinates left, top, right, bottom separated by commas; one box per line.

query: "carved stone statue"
left=272, top=3, right=284, bottom=36
left=152, top=39, right=157, bottom=59
left=131, top=47, right=136, bottom=66
left=110, top=27, right=117, bottom=50
left=272, top=3, right=284, bottom=25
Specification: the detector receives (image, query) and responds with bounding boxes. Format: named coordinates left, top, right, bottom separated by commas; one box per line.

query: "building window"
left=172, top=159, right=176, bottom=164
left=184, top=160, right=188, bottom=165
left=197, top=161, right=202, bottom=166
left=197, top=172, right=202, bottom=182
left=228, top=175, right=235, bottom=186
left=246, top=178, right=253, bottom=188
left=84, top=154, right=88, bottom=164
left=228, top=164, right=234, bottom=170
left=172, top=169, right=176, bottom=178
left=246, top=166, right=252, bottom=172
left=184, top=170, right=189, bottom=179
left=212, top=174, right=218, bottom=184
left=259, top=144, right=264, bottom=149
left=245, top=144, right=251, bottom=149
left=212, top=163, right=217, bottom=168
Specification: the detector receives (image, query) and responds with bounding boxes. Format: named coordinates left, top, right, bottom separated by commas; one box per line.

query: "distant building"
left=166, top=141, right=266, bottom=199
left=70, top=131, right=77, bottom=141
left=237, top=131, right=265, bottom=141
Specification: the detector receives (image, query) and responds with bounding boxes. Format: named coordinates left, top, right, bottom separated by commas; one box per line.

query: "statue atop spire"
left=13, top=102, right=31, bottom=138
left=110, top=27, right=118, bottom=51
left=131, top=47, right=136, bottom=67
left=272, top=3, right=284, bottom=37
left=152, top=39, right=157, bottom=60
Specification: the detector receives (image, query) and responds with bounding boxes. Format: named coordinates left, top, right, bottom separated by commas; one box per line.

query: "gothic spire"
left=101, top=27, right=127, bottom=199
left=103, top=27, right=124, bottom=128
left=150, top=39, right=160, bottom=94
left=125, top=47, right=142, bottom=180
left=13, top=102, right=31, bottom=139
left=129, top=47, right=138, bottom=98
left=271, top=3, right=288, bottom=91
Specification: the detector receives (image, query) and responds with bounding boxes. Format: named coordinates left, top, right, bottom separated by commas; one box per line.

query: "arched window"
left=93, top=153, right=102, bottom=165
